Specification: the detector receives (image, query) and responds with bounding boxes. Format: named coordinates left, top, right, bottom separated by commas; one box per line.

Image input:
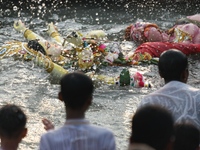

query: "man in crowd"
left=137, top=49, right=200, bottom=130
left=39, top=72, right=116, bottom=150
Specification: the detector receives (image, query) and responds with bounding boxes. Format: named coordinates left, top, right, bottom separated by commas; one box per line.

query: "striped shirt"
left=39, top=119, right=116, bottom=150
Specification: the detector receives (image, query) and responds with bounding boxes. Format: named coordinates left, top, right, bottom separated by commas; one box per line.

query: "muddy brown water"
left=0, top=2, right=200, bottom=150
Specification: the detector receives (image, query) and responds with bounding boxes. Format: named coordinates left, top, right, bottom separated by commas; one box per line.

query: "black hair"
left=60, top=72, right=94, bottom=109
left=158, top=49, right=188, bottom=82
left=27, top=40, right=46, bottom=55
left=130, top=105, right=174, bottom=150
left=173, top=123, right=200, bottom=150
left=0, top=104, right=27, bottom=138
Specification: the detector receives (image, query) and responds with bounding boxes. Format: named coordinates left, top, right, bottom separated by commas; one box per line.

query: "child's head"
left=173, top=122, right=200, bottom=150
left=59, top=72, right=94, bottom=110
left=130, top=105, right=174, bottom=150
left=0, top=104, right=27, bottom=140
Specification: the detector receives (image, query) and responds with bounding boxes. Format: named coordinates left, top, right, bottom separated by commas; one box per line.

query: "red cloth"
left=135, top=42, right=200, bottom=57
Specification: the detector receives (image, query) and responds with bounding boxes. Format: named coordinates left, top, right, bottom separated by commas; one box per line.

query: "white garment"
left=39, top=119, right=116, bottom=150
left=138, top=81, right=200, bottom=129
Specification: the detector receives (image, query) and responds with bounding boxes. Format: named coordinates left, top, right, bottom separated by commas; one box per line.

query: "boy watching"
left=39, top=72, right=116, bottom=150
left=0, top=104, right=27, bottom=150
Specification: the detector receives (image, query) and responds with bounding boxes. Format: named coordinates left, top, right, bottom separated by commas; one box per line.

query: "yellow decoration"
left=174, top=28, right=192, bottom=43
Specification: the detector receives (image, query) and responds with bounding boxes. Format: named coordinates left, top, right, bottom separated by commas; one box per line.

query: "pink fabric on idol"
left=134, top=42, right=200, bottom=57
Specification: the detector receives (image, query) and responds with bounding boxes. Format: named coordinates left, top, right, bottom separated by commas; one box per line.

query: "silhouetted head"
left=173, top=123, right=200, bottom=150
left=130, top=105, right=174, bottom=150
left=158, top=49, right=188, bottom=83
left=59, top=72, right=94, bottom=110
left=0, top=104, right=27, bottom=139
left=27, top=40, right=46, bottom=55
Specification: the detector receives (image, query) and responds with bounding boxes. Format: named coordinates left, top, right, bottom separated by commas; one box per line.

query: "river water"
left=0, top=1, right=200, bottom=150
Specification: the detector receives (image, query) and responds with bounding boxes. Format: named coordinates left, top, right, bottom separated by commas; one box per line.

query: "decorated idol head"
left=78, top=46, right=94, bottom=70
left=130, top=22, right=163, bottom=44
left=130, top=22, right=152, bottom=43
left=28, top=40, right=62, bottom=60
left=38, top=40, right=62, bottom=58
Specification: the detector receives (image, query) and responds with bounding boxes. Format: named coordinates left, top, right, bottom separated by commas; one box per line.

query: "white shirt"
left=39, top=119, right=116, bottom=150
left=138, top=81, right=200, bottom=129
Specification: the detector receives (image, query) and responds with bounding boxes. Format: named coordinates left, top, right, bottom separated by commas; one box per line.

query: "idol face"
left=78, top=47, right=94, bottom=69
left=39, top=40, right=62, bottom=58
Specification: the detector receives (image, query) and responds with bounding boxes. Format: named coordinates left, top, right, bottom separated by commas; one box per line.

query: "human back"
left=137, top=49, right=200, bottom=130
left=39, top=72, right=116, bottom=150
left=40, top=122, right=115, bottom=150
